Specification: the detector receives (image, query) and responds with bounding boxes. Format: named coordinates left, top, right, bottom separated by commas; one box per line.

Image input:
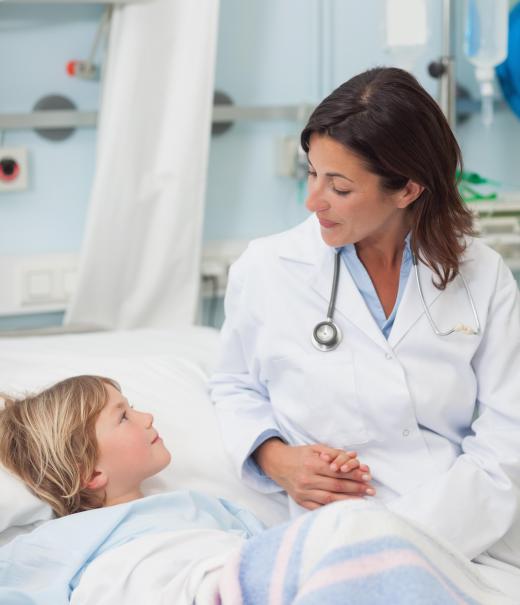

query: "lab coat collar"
left=277, top=215, right=443, bottom=351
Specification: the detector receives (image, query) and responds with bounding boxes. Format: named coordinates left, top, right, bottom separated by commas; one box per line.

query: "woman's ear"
left=396, top=179, right=425, bottom=209
left=84, top=469, right=108, bottom=491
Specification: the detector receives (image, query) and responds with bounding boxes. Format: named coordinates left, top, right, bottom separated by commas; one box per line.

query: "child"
left=0, top=375, right=265, bottom=604
left=0, top=375, right=172, bottom=515
left=0, top=376, right=514, bottom=605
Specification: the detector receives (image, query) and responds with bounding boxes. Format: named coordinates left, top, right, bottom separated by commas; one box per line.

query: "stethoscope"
left=311, top=250, right=481, bottom=352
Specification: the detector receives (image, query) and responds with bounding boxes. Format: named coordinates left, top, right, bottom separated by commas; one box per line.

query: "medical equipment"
left=457, top=169, right=500, bottom=202
left=412, top=254, right=481, bottom=336
left=384, top=0, right=428, bottom=73
left=464, top=0, right=509, bottom=127
left=497, top=2, right=520, bottom=120
left=427, top=0, right=456, bottom=128
left=312, top=250, right=481, bottom=350
left=311, top=251, right=342, bottom=351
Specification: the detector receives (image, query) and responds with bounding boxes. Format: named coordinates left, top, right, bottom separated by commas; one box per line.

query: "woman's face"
left=305, top=133, right=409, bottom=248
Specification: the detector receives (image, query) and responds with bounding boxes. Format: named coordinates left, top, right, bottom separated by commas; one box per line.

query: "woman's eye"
left=307, top=169, right=316, bottom=177
left=333, top=188, right=350, bottom=196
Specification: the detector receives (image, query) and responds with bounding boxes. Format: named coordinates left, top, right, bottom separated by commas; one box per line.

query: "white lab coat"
left=210, top=215, right=520, bottom=578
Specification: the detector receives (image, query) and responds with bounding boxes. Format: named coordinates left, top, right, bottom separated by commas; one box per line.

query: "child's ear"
left=84, top=469, right=108, bottom=491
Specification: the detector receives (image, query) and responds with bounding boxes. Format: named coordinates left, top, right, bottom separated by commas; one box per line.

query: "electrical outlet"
left=15, top=255, right=78, bottom=308
left=66, top=60, right=99, bottom=81
left=0, top=147, right=28, bottom=192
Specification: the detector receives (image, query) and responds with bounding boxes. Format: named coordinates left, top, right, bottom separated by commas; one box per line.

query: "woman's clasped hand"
left=254, top=438, right=374, bottom=510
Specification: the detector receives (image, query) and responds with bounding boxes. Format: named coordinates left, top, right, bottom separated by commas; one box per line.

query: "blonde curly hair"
left=0, top=375, right=120, bottom=517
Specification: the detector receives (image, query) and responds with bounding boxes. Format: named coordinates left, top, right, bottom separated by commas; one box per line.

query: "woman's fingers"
left=281, top=444, right=376, bottom=511
left=331, top=453, right=359, bottom=472
left=299, top=473, right=375, bottom=498
left=345, top=468, right=372, bottom=483
left=299, top=488, right=371, bottom=509
left=315, top=445, right=356, bottom=461
left=316, top=448, right=370, bottom=477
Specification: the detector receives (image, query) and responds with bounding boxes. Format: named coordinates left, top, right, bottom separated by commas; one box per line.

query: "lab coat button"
left=402, top=429, right=410, bottom=437
left=385, top=353, right=393, bottom=360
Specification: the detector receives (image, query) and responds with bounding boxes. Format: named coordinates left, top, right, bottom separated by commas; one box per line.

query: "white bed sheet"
left=0, top=327, right=289, bottom=542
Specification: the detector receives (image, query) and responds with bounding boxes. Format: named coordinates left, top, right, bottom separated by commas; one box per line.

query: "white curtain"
left=65, top=0, right=220, bottom=329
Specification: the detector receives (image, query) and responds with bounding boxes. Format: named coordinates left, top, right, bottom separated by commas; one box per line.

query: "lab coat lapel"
left=388, top=259, right=443, bottom=348
left=308, top=248, right=390, bottom=352
left=278, top=216, right=392, bottom=352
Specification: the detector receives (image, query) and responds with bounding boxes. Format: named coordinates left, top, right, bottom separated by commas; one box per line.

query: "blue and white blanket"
left=0, top=490, right=262, bottom=605
left=218, top=501, right=518, bottom=605
left=1, top=493, right=517, bottom=604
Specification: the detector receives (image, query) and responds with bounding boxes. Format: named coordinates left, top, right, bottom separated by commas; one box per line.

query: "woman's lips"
left=318, top=217, right=338, bottom=228
left=151, top=434, right=161, bottom=444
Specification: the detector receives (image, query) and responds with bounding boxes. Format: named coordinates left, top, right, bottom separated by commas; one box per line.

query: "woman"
left=210, top=67, right=520, bottom=593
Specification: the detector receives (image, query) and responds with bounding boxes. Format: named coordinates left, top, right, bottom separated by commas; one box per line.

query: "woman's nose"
left=305, top=183, right=330, bottom=214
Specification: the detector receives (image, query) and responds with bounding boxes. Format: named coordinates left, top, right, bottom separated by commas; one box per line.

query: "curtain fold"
left=66, top=0, right=220, bottom=329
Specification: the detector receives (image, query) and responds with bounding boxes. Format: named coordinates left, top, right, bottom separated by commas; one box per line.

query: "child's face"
left=94, top=384, right=171, bottom=498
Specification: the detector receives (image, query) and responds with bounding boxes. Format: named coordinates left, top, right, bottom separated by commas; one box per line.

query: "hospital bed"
left=0, top=326, right=289, bottom=549
left=2, top=327, right=520, bottom=604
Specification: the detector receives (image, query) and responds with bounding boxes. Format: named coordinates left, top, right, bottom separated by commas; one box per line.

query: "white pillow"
left=0, top=329, right=289, bottom=543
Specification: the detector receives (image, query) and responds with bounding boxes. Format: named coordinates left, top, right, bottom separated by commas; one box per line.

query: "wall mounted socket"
left=0, top=147, right=28, bottom=192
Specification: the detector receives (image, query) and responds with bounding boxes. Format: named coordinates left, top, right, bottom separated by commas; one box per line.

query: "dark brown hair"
left=301, top=67, right=475, bottom=289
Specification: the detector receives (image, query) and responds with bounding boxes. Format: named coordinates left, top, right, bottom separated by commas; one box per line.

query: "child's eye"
left=120, top=405, right=133, bottom=423
left=307, top=169, right=316, bottom=177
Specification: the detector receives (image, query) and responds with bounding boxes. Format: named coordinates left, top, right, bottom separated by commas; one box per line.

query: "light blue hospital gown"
left=0, top=490, right=264, bottom=605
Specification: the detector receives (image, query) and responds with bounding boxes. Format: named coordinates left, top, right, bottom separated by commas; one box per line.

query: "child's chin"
left=161, top=447, right=172, bottom=469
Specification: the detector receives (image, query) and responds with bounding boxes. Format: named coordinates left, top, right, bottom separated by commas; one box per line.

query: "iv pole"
left=429, top=0, right=456, bottom=129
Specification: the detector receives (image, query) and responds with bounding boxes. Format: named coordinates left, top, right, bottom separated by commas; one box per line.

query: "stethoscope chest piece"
left=312, top=320, right=342, bottom=352
left=311, top=250, right=343, bottom=352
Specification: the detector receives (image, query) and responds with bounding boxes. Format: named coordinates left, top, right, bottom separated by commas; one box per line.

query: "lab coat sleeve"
left=210, top=249, right=285, bottom=494
left=387, top=258, right=520, bottom=560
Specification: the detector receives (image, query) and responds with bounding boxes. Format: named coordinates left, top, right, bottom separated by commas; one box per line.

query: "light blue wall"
left=204, top=0, right=443, bottom=242
left=0, top=5, right=102, bottom=330
left=0, top=1, right=518, bottom=331
left=0, top=5, right=103, bottom=256
left=204, top=0, right=319, bottom=242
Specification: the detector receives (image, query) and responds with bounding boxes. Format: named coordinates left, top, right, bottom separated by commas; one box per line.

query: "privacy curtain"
left=65, top=0, right=220, bottom=329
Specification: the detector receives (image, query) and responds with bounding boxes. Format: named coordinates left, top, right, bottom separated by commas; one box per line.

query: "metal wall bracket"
left=0, top=104, right=316, bottom=132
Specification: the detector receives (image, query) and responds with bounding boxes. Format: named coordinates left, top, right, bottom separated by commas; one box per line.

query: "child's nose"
left=138, top=410, right=153, bottom=427
left=144, top=412, right=154, bottom=428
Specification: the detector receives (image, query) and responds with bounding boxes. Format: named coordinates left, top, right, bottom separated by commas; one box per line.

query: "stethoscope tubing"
left=312, top=249, right=481, bottom=351
left=412, top=253, right=481, bottom=337
left=326, top=250, right=341, bottom=321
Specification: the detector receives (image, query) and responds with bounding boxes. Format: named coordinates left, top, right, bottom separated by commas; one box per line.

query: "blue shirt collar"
left=336, top=232, right=412, bottom=259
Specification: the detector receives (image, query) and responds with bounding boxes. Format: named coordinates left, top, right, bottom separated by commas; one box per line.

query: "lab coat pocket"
left=264, top=353, right=370, bottom=448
